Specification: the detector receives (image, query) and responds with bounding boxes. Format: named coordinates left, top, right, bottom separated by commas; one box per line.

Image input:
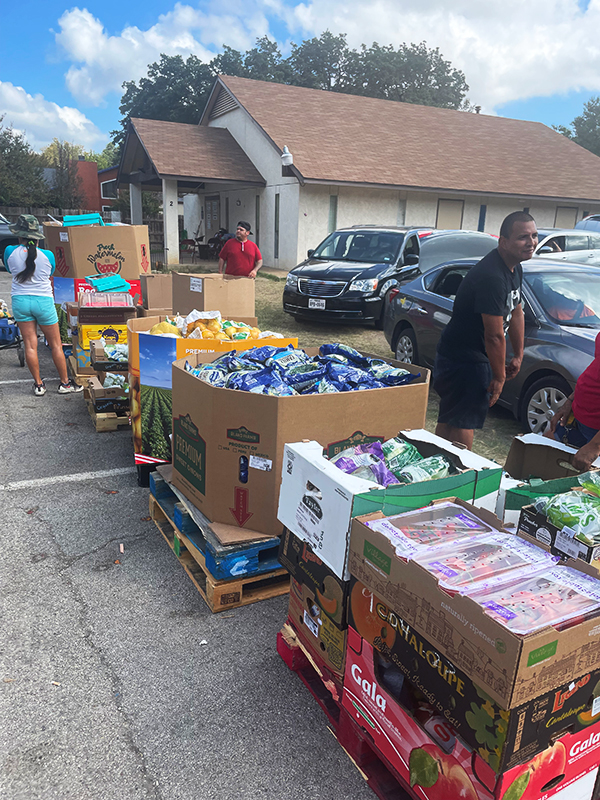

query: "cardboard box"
left=89, top=341, right=128, bottom=373
left=79, top=322, right=130, bottom=350
left=277, top=434, right=501, bottom=579
left=43, top=222, right=150, bottom=281
left=78, top=305, right=136, bottom=327
left=342, top=627, right=600, bottom=799
left=53, top=276, right=142, bottom=308
left=141, top=274, right=172, bottom=310
left=348, top=509, right=600, bottom=709
left=517, top=504, right=600, bottom=569
left=71, top=335, right=99, bottom=375
left=348, top=576, right=600, bottom=774
left=87, top=375, right=128, bottom=401
left=127, top=317, right=298, bottom=465
left=171, top=351, right=430, bottom=537
left=505, top=434, right=600, bottom=482
left=136, top=306, right=173, bottom=317
left=278, top=529, right=350, bottom=628
left=287, top=578, right=346, bottom=681
left=172, top=272, right=255, bottom=318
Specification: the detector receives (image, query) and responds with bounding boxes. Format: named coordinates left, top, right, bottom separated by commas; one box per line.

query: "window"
left=564, top=233, right=591, bottom=251
left=403, top=235, right=419, bottom=257
left=255, top=195, right=260, bottom=247
left=100, top=179, right=117, bottom=199
left=310, top=231, right=404, bottom=263
left=429, top=266, right=471, bottom=298
left=274, top=193, right=280, bottom=259
left=328, top=196, right=338, bottom=233
left=554, top=206, right=578, bottom=228
left=477, top=205, right=487, bottom=232
left=436, top=199, right=464, bottom=229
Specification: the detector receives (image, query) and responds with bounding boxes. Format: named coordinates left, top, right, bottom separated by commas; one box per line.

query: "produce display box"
left=348, top=576, right=600, bottom=775
left=53, top=276, right=142, bottom=307
left=141, top=274, right=172, bottom=310
left=172, top=272, right=254, bottom=318
left=70, top=335, right=101, bottom=376
left=342, top=626, right=600, bottom=800
left=505, top=433, right=600, bottom=482
left=287, top=578, right=347, bottom=681
left=278, top=528, right=350, bottom=629
left=517, top=504, right=600, bottom=569
left=87, top=376, right=129, bottom=415
left=171, top=350, right=430, bottom=539
left=348, top=506, right=600, bottom=709
left=43, top=222, right=150, bottom=281
left=89, top=341, right=128, bottom=373
left=277, top=433, right=501, bottom=580
left=127, top=316, right=298, bottom=466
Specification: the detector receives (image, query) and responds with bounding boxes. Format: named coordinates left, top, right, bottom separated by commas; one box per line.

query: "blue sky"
left=2, top=1, right=600, bottom=152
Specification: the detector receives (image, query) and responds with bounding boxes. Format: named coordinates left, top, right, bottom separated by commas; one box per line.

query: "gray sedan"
left=383, top=259, right=600, bottom=433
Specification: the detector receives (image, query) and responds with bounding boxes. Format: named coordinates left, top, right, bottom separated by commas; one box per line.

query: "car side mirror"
left=307, top=249, right=315, bottom=258
left=538, top=246, right=553, bottom=254
left=403, top=253, right=419, bottom=266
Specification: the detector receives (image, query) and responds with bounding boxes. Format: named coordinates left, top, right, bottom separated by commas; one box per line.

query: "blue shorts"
left=12, top=295, right=59, bottom=326
left=434, top=353, right=493, bottom=430
left=554, top=418, right=599, bottom=448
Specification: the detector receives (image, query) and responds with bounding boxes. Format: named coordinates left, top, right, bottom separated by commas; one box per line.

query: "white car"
left=533, top=228, right=600, bottom=266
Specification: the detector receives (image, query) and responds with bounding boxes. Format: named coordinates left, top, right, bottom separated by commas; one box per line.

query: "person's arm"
left=548, top=392, right=574, bottom=435
left=248, top=258, right=263, bottom=279
left=573, top=431, right=600, bottom=471
left=482, top=314, right=506, bottom=407
left=218, top=257, right=226, bottom=275
left=506, top=304, right=524, bottom=379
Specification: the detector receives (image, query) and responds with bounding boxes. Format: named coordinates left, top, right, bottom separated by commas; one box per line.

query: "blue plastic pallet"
left=149, top=472, right=282, bottom=580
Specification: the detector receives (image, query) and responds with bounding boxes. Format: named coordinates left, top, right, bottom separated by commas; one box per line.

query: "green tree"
left=0, top=118, right=49, bottom=206
left=554, top=97, right=600, bottom=157
left=112, top=53, right=214, bottom=146
left=243, top=36, right=291, bottom=83
left=41, top=139, right=84, bottom=210
left=112, top=188, right=161, bottom=221
left=287, top=31, right=352, bottom=91
left=88, top=141, right=120, bottom=169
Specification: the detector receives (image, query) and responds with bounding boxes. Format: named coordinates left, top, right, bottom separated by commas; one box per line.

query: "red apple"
left=410, top=743, right=478, bottom=800
left=502, top=742, right=567, bottom=800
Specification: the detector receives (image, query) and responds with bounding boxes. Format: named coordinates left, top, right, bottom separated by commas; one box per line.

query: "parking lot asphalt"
left=0, top=272, right=371, bottom=800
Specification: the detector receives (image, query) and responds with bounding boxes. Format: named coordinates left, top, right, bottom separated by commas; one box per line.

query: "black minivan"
left=282, top=225, right=497, bottom=326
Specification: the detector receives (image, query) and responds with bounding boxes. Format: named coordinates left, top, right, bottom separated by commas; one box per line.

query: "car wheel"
left=395, top=327, right=418, bottom=364
left=520, top=375, right=571, bottom=434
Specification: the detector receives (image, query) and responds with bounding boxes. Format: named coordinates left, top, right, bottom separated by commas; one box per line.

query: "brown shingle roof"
left=130, top=118, right=264, bottom=184
left=218, top=76, right=600, bottom=201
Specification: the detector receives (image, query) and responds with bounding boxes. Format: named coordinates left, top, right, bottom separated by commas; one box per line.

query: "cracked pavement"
left=0, top=273, right=371, bottom=800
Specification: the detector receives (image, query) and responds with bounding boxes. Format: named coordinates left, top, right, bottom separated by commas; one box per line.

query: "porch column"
left=130, top=181, right=143, bottom=225
left=162, top=178, right=179, bottom=266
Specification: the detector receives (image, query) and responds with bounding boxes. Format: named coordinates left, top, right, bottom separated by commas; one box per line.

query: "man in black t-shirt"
left=434, top=211, right=536, bottom=449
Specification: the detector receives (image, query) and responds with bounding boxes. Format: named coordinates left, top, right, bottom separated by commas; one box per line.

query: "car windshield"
left=311, top=231, right=404, bottom=263
left=525, top=271, right=600, bottom=327
left=0, top=213, right=9, bottom=224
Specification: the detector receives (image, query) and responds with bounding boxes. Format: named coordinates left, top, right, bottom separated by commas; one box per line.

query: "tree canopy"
left=0, top=119, right=49, bottom=206
left=555, top=96, right=600, bottom=158
left=112, top=32, right=471, bottom=146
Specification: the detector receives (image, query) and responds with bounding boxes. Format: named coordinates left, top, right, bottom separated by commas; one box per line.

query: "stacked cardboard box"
left=139, top=274, right=173, bottom=317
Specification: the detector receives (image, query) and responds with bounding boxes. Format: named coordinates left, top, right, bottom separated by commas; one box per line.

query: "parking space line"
left=0, top=467, right=137, bottom=491
left=0, top=378, right=60, bottom=385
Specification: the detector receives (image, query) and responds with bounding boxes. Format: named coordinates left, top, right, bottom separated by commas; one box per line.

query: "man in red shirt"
left=549, top=331, right=600, bottom=470
left=218, top=221, right=263, bottom=278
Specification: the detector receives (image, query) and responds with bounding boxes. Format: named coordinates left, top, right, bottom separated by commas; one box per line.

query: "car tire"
left=520, top=375, right=572, bottom=434
left=395, top=327, right=418, bottom=364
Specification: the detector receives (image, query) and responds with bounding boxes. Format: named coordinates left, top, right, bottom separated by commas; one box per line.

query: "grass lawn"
left=171, top=261, right=522, bottom=465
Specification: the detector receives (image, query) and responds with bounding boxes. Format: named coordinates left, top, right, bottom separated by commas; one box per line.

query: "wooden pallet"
left=85, top=399, right=130, bottom=432
left=277, top=624, right=414, bottom=800
left=150, top=472, right=282, bottom=581
left=150, top=495, right=290, bottom=612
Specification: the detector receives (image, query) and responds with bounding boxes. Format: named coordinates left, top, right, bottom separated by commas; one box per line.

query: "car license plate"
left=308, top=299, right=326, bottom=310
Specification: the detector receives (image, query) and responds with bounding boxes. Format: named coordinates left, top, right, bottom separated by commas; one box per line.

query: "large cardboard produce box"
left=90, top=341, right=128, bottom=373
left=171, top=351, right=430, bottom=538
left=348, top=576, right=600, bottom=775
left=278, top=528, right=350, bottom=628
left=128, top=317, right=298, bottom=465
left=348, top=510, right=600, bottom=710
left=277, top=433, right=501, bottom=578
left=172, top=273, right=254, bottom=318
left=342, top=627, right=600, bottom=800
left=141, top=274, right=172, bottom=310
left=43, top=222, right=150, bottom=281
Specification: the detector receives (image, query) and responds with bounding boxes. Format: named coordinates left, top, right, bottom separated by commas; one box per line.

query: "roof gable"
left=217, top=75, right=600, bottom=201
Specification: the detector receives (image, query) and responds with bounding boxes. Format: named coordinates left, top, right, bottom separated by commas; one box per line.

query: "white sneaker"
left=57, top=380, right=83, bottom=394
left=33, top=381, right=47, bottom=397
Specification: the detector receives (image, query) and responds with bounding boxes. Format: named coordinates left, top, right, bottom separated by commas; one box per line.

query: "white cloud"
left=279, top=0, right=600, bottom=111
left=56, top=4, right=271, bottom=106
left=0, top=81, right=106, bottom=151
